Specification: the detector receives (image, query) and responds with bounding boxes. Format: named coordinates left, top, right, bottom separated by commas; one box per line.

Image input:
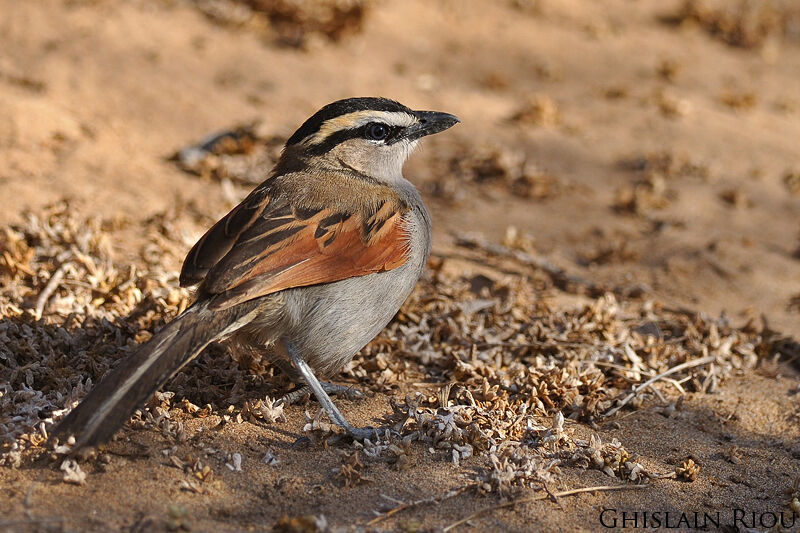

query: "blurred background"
left=1, top=0, right=799, bottom=334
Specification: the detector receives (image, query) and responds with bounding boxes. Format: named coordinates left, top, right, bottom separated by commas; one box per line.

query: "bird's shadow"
left=0, top=298, right=354, bottom=454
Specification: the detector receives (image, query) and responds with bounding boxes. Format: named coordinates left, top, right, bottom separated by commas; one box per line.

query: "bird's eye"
left=365, top=122, right=389, bottom=141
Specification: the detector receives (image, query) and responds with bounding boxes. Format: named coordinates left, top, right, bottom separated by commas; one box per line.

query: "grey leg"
left=283, top=341, right=377, bottom=441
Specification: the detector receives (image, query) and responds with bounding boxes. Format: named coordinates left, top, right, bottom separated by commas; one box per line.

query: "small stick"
left=368, top=485, right=471, bottom=525
left=589, top=362, right=682, bottom=398
left=34, top=263, right=70, bottom=319
left=647, top=384, right=668, bottom=404
left=443, top=484, right=646, bottom=532
left=662, top=377, right=685, bottom=395
left=602, top=355, right=715, bottom=418
left=380, top=494, right=405, bottom=505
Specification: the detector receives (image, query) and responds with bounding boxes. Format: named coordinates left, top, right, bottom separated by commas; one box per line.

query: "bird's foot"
left=278, top=382, right=363, bottom=406
left=281, top=342, right=395, bottom=445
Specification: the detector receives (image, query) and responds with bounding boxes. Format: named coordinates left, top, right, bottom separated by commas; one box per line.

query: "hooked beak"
left=392, top=110, right=460, bottom=143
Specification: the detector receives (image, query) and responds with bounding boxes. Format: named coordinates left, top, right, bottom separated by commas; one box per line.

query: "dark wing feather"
left=179, top=178, right=411, bottom=310
left=180, top=186, right=271, bottom=286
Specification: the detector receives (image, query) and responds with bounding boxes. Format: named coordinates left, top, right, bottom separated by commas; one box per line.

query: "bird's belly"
left=280, top=262, right=419, bottom=376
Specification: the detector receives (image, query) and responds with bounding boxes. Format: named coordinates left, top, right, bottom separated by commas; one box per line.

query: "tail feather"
left=51, top=299, right=261, bottom=452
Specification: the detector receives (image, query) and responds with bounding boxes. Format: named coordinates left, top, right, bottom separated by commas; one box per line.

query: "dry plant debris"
left=509, top=94, right=560, bottom=127
left=192, top=0, right=371, bottom=48
left=676, top=458, right=700, bottom=481
left=719, top=90, right=758, bottom=111
left=602, top=86, right=629, bottom=100
left=616, top=151, right=711, bottom=181
left=783, top=171, right=800, bottom=195
left=613, top=173, right=675, bottom=214
left=442, top=484, right=647, bottom=532
left=654, top=89, right=692, bottom=119
left=335, top=450, right=371, bottom=488
left=786, top=476, right=800, bottom=518
left=250, top=0, right=369, bottom=46
left=788, top=293, right=800, bottom=314
left=663, top=0, right=800, bottom=49
left=614, top=151, right=711, bottom=216
left=273, top=514, right=329, bottom=533
left=719, top=188, right=752, bottom=209
left=427, top=144, right=563, bottom=205
left=577, top=234, right=640, bottom=266
left=656, top=58, right=682, bottom=83
left=171, top=123, right=285, bottom=186
left=0, top=199, right=792, bottom=496
left=166, top=504, right=192, bottom=532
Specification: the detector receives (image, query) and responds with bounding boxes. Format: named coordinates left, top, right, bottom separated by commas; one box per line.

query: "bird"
left=51, top=97, right=459, bottom=451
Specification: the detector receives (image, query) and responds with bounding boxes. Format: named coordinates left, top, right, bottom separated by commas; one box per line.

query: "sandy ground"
left=1, top=0, right=799, bottom=531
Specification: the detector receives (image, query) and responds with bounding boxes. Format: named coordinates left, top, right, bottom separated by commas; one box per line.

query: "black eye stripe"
left=303, top=122, right=404, bottom=155
left=285, top=97, right=413, bottom=146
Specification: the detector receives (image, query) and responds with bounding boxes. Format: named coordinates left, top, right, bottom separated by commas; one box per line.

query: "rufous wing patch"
left=202, top=205, right=411, bottom=310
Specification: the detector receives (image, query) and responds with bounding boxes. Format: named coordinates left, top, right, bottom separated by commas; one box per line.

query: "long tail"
left=51, top=298, right=262, bottom=452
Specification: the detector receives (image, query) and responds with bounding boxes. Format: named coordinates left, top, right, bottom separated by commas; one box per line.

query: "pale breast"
left=280, top=203, right=430, bottom=376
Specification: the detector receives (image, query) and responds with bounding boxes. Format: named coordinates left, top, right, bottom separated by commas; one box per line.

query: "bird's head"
left=278, top=97, right=459, bottom=183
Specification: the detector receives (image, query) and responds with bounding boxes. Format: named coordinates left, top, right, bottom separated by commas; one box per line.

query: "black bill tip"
left=393, top=110, right=460, bottom=143
left=415, top=110, right=460, bottom=134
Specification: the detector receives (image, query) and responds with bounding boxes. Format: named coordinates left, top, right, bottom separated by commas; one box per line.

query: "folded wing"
left=180, top=178, right=411, bottom=309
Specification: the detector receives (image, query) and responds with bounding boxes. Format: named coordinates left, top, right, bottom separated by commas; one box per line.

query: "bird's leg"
left=272, top=358, right=363, bottom=406
left=281, top=341, right=377, bottom=441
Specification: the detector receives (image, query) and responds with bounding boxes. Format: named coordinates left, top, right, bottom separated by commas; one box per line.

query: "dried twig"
left=34, top=262, right=70, bottom=319
left=368, top=485, right=472, bottom=525
left=602, top=355, right=715, bottom=417
left=647, top=384, right=668, bottom=404
left=443, top=484, right=647, bottom=531
left=663, top=377, right=686, bottom=395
